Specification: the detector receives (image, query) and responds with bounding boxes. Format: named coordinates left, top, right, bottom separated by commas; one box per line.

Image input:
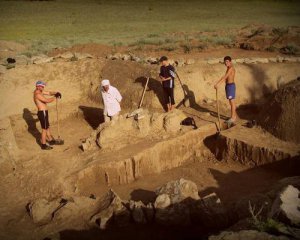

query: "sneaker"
left=48, top=139, right=57, bottom=145
left=41, top=144, right=53, bottom=150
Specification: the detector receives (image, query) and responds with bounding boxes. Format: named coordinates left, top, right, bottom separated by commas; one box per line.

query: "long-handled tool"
left=216, top=88, right=222, bottom=133
left=55, top=98, right=64, bottom=145
left=175, top=72, right=190, bottom=107
left=138, top=77, right=150, bottom=109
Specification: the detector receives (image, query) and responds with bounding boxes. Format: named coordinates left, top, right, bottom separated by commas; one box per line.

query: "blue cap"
left=36, top=81, right=46, bottom=87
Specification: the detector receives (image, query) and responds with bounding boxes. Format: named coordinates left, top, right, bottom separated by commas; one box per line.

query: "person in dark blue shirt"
left=159, top=56, right=176, bottom=112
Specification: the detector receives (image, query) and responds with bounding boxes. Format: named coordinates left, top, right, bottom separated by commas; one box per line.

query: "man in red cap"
left=33, top=81, right=61, bottom=150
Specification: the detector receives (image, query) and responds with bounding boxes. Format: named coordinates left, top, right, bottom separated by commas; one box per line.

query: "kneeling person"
left=34, top=81, right=62, bottom=150
left=101, top=79, right=122, bottom=122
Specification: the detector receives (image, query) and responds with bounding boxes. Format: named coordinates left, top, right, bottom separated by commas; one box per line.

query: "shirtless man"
left=33, top=81, right=62, bottom=150
left=214, top=56, right=237, bottom=123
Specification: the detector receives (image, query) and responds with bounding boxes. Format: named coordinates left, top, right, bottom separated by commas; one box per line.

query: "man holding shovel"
left=33, top=81, right=62, bottom=150
left=214, top=56, right=237, bottom=124
left=159, top=56, right=176, bottom=112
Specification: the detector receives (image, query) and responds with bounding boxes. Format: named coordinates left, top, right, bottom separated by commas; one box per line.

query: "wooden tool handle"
left=139, top=77, right=150, bottom=108
left=216, top=89, right=221, bottom=132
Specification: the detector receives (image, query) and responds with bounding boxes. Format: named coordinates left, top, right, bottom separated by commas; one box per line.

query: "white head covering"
left=101, top=79, right=110, bottom=86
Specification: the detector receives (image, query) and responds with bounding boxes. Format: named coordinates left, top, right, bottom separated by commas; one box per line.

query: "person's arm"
left=101, top=92, right=107, bottom=115
left=43, top=90, right=62, bottom=98
left=214, top=68, right=232, bottom=89
left=114, top=88, right=122, bottom=103
left=36, top=93, right=55, bottom=103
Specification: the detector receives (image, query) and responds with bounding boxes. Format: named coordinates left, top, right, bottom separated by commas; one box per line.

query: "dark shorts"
left=163, top=87, right=175, bottom=105
left=225, top=83, right=236, bottom=100
left=37, top=110, right=50, bottom=130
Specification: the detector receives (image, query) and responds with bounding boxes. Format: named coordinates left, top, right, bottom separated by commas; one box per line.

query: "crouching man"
left=101, top=79, right=122, bottom=122
left=33, top=81, right=62, bottom=150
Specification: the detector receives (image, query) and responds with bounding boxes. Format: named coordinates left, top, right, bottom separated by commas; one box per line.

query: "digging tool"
left=175, top=72, right=190, bottom=107
left=216, top=88, right=222, bottom=134
left=55, top=98, right=64, bottom=145
left=138, top=77, right=150, bottom=109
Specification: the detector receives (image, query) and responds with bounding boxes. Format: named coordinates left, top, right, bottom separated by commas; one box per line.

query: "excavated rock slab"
left=213, top=125, right=300, bottom=166
left=68, top=124, right=216, bottom=194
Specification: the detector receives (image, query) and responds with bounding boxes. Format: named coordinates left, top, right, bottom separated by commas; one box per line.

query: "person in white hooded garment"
left=101, top=79, right=122, bottom=122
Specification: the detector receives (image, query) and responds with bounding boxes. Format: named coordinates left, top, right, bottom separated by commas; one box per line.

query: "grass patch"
left=0, top=0, right=299, bottom=50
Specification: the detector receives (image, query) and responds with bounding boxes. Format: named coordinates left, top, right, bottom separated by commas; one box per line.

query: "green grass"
left=0, top=0, right=299, bottom=52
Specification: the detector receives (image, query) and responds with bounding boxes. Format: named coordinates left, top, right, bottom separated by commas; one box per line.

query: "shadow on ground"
left=79, top=106, right=104, bottom=129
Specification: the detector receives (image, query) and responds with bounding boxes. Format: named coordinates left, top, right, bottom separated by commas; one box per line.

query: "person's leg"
left=41, top=129, right=47, bottom=144
left=46, top=128, right=54, bottom=141
left=163, top=87, right=171, bottom=112
left=169, top=88, right=175, bottom=111
left=229, top=99, right=237, bottom=121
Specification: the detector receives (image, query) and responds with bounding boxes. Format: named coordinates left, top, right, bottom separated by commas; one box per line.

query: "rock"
left=129, top=200, right=147, bottom=224
left=154, top=194, right=171, bottom=209
left=144, top=203, right=155, bottom=223
left=185, top=58, right=195, bottom=65
left=190, top=193, right=228, bottom=229
left=283, top=57, right=297, bottom=63
left=155, top=202, right=191, bottom=226
left=131, top=55, right=141, bottom=62
left=74, top=52, right=93, bottom=60
left=175, top=59, right=185, bottom=67
left=207, top=59, right=220, bottom=65
left=209, top=230, right=290, bottom=240
left=155, top=178, right=199, bottom=204
left=59, top=52, right=75, bottom=60
left=15, top=55, right=31, bottom=65
left=111, top=53, right=122, bottom=60
left=32, top=55, right=53, bottom=64
left=122, top=54, right=131, bottom=61
left=146, top=57, right=158, bottom=64
left=235, top=58, right=245, bottom=64
left=203, top=98, right=214, bottom=104
left=163, top=109, right=186, bottom=133
left=268, top=57, right=277, bottom=63
left=28, top=198, right=61, bottom=225
left=90, top=189, right=130, bottom=229
left=269, top=185, right=300, bottom=226
left=276, top=56, right=284, bottom=63
left=244, top=58, right=257, bottom=64
left=255, top=58, right=269, bottom=64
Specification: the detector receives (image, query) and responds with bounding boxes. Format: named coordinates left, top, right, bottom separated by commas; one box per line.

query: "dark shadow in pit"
left=199, top=155, right=300, bottom=206
left=135, top=76, right=167, bottom=111
left=236, top=103, right=260, bottom=120
left=79, top=106, right=104, bottom=129
left=130, top=189, right=156, bottom=205
left=22, top=108, right=41, bottom=146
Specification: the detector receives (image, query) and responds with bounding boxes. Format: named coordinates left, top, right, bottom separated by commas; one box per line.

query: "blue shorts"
left=225, top=83, right=236, bottom=100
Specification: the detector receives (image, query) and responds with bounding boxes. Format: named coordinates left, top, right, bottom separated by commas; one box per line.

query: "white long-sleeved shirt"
left=101, top=86, right=122, bottom=117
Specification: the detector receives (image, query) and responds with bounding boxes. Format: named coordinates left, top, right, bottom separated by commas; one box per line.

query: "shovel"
left=175, top=72, right=190, bottom=107
left=55, top=98, right=64, bottom=145
left=216, top=88, right=222, bottom=133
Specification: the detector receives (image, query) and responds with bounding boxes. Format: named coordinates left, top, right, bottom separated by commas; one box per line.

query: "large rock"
left=28, top=198, right=61, bottom=225
left=129, top=200, right=147, bottom=224
left=15, top=55, right=31, bottom=65
left=155, top=178, right=199, bottom=204
left=32, top=55, right=53, bottom=64
left=154, top=178, right=199, bottom=226
left=163, top=109, right=186, bottom=133
left=74, top=52, right=93, bottom=60
left=209, top=230, right=290, bottom=240
left=90, top=189, right=130, bottom=229
left=190, top=193, right=228, bottom=229
left=269, top=185, right=300, bottom=226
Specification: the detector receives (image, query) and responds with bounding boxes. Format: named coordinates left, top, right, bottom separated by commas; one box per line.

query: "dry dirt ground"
left=0, top=42, right=300, bottom=240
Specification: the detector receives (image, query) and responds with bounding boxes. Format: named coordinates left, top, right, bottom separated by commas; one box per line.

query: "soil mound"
left=258, top=79, right=300, bottom=143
